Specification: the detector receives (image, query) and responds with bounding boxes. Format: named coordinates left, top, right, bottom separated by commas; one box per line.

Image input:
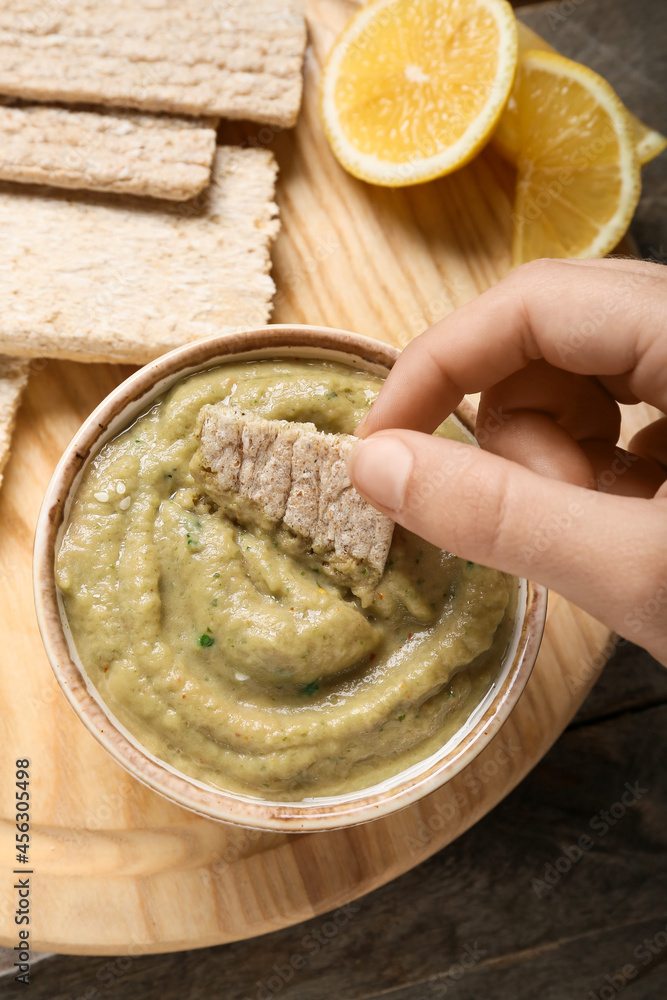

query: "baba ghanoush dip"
left=56, top=359, right=517, bottom=801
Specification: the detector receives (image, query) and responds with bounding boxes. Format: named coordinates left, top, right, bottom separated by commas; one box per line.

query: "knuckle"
left=507, top=257, right=557, bottom=286
left=448, top=457, right=513, bottom=563
left=402, top=454, right=448, bottom=515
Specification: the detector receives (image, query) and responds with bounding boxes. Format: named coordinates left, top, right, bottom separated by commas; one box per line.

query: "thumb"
left=347, top=430, right=667, bottom=651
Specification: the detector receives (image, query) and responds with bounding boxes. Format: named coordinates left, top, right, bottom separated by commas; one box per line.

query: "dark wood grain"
left=571, top=640, right=667, bottom=726
left=2, top=0, right=665, bottom=994
left=5, top=685, right=666, bottom=1000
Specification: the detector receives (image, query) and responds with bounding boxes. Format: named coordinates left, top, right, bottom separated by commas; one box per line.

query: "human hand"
left=347, top=258, right=667, bottom=665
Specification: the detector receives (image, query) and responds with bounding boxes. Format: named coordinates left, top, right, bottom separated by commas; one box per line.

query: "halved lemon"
left=511, top=50, right=641, bottom=265
left=494, top=22, right=667, bottom=166
left=320, top=0, right=518, bottom=186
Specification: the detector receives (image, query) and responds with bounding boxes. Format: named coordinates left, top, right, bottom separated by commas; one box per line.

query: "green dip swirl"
left=56, top=360, right=516, bottom=800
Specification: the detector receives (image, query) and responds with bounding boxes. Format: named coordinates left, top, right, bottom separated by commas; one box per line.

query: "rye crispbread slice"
left=0, top=1, right=306, bottom=127
left=0, top=146, right=279, bottom=364
left=0, top=357, right=29, bottom=493
left=192, top=405, right=395, bottom=602
left=0, top=103, right=217, bottom=200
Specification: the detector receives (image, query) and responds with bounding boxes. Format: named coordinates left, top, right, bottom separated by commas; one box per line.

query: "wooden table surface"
left=2, top=0, right=666, bottom=995
left=5, top=642, right=667, bottom=999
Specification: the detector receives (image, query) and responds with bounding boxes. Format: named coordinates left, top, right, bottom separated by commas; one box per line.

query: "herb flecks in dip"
left=56, top=360, right=516, bottom=800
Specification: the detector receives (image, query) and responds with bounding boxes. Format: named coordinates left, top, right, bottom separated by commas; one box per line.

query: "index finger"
left=357, top=258, right=667, bottom=436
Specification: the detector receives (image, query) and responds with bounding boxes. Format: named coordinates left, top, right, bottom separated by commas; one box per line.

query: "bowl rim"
left=33, top=324, right=547, bottom=832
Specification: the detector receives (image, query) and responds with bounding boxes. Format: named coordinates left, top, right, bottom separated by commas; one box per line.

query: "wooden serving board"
left=0, top=0, right=654, bottom=955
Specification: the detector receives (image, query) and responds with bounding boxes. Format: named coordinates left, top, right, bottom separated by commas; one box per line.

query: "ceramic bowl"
left=34, top=325, right=547, bottom=832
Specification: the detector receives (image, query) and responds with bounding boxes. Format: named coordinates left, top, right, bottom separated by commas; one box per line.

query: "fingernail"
left=354, top=412, right=371, bottom=438
left=347, top=435, right=413, bottom=513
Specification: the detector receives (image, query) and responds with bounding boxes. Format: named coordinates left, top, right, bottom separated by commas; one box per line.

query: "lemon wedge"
left=320, top=0, right=518, bottom=186
left=511, top=50, right=641, bottom=265
left=494, top=22, right=667, bottom=167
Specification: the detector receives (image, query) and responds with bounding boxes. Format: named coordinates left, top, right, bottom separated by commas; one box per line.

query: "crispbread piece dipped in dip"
left=55, top=358, right=515, bottom=801
left=191, top=404, right=394, bottom=604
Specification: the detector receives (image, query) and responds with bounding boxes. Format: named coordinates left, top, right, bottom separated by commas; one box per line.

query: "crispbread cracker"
left=0, top=146, right=280, bottom=364
left=0, top=357, right=29, bottom=493
left=0, top=0, right=306, bottom=127
left=0, top=104, right=217, bottom=200
left=192, top=405, right=395, bottom=602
